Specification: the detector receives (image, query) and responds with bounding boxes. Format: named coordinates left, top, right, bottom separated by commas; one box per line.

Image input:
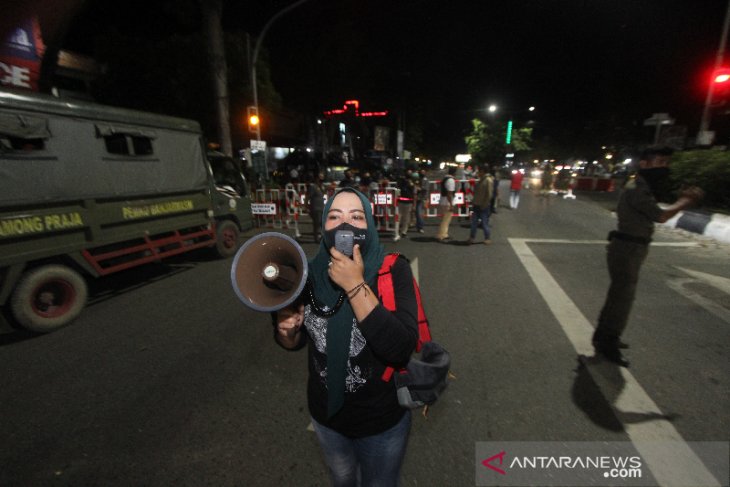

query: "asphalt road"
left=1, top=182, right=728, bottom=486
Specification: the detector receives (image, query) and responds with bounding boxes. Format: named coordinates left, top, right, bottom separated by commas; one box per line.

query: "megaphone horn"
left=230, top=232, right=308, bottom=312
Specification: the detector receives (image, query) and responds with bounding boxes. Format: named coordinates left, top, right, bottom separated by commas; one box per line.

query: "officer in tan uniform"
left=592, top=147, right=704, bottom=367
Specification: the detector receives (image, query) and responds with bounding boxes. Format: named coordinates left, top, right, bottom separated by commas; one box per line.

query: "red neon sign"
left=323, top=99, right=388, bottom=118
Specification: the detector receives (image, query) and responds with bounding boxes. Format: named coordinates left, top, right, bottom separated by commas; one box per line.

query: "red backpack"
left=376, top=253, right=450, bottom=410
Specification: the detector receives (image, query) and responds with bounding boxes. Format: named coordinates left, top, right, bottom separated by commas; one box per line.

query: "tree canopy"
left=464, top=118, right=532, bottom=166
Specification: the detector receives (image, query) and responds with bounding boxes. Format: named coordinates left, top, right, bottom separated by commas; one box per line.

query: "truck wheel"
left=215, top=220, right=241, bottom=258
left=10, top=265, right=88, bottom=333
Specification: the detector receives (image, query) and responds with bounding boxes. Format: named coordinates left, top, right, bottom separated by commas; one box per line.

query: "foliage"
left=670, top=149, right=730, bottom=211
left=464, top=118, right=532, bottom=166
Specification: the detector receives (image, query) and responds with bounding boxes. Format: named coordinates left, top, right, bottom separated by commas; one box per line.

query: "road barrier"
left=256, top=179, right=481, bottom=240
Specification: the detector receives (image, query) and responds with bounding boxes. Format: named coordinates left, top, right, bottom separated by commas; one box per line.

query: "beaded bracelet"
left=347, top=281, right=369, bottom=299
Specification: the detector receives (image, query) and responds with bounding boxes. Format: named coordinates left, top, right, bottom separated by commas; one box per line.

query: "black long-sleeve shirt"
left=303, top=256, right=418, bottom=437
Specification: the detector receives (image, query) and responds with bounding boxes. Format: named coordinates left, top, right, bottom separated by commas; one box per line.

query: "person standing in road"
left=339, top=170, right=357, bottom=189
left=359, top=171, right=373, bottom=195
left=489, top=167, right=500, bottom=214
left=396, top=169, right=415, bottom=240
left=592, top=147, right=704, bottom=367
left=466, top=166, right=494, bottom=245
left=306, top=173, right=326, bottom=243
left=415, top=169, right=429, bottom=233
left=436, top=166, right=457, bottom=242
left=509, top=169, right=524, bottom=209
left=275, top=187, right=418, bottom=487
left=541, top=163, right=554, bottom=196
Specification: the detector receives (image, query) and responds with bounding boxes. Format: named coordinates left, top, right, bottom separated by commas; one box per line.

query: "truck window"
left=210, top=155, right=247, bottom=195
left=0, top=113, right=50, bottom=153
left=104, top=133, right=128, bottom=154
left=95, top=123, right=156, bottom=157
left=103, top=133, right=154, bottom=156
left=0, top=135, right=45, bottom=151
left=132, top=136, right=153, bottom=155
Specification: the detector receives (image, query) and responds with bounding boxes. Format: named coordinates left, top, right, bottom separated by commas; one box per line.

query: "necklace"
left=306, top=280, right=345, bottom=317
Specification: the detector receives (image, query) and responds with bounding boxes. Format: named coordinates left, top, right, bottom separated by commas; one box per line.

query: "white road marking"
left=675, top=266, right=730, bottom=295
left=509, top=237, right=720, bottom=487
left=671, top=267, right=730, bottom=323
left=666, top=278, right=730, bottom=324
left=516, top=238, right=699, bottom=247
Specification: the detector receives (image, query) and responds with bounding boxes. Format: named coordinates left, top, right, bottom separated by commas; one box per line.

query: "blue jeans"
left=312, top=412, right=411, bottom=487
left=415, top=200, right=426, bottom=230
left=469, top=205, right=491, bottom=239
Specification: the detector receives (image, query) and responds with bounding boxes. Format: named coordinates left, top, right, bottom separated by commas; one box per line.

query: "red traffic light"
left=714, top=68, right=730, bottom=83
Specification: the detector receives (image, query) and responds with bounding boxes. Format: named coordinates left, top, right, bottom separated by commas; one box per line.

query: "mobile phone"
left=334, top=230, right=354, bottom=257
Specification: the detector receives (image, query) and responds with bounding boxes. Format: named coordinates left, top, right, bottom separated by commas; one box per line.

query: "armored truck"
left=0, top=88, right=253, bottom=332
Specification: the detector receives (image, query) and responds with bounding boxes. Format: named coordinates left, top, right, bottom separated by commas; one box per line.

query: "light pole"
left=250, top=0, right=310, bottom=141
left=697, top=0, right=730, bottom=145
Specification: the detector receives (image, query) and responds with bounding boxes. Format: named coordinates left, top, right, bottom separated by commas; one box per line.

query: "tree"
left=83, top=1, right=282, bottom=151
left=199, top=0, right=231, bottom=156
left=465, top=118, right=532, bottom=165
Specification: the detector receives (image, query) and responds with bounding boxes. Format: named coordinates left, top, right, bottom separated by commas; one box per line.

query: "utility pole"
left=697, top=0, right=730, bottom=145
left=200, top=0, right=232, bottom=156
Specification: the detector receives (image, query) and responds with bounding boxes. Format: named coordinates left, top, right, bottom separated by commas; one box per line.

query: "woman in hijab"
left=276, top=187, right=418, bottom=487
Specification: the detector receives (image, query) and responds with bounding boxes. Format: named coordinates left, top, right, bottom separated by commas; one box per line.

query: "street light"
left=250, top=0, right=310, bottom=141
left=487, top=104, right=536, bottom=145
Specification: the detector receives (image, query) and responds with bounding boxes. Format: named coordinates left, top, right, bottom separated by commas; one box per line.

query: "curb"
left=663, top=210, right=730, bottom=244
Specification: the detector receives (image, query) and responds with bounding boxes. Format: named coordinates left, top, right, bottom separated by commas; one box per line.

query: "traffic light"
left=713, top=68, right=730, bottom=105
left=714, top=68, right=730, bottom=84
left=247, top=106, right=260, bottom=135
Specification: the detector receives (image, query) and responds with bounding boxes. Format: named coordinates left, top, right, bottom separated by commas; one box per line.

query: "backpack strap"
left=378, top=253, right=432, bottom=382
left=377, top=253, right=400, bottom=311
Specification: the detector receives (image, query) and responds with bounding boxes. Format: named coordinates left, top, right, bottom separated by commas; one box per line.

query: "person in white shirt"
left=436, top=166, right=457, bottom=242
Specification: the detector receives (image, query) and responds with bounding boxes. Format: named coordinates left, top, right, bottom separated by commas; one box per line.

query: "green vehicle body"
left=0, top=88, right=253, bottom=332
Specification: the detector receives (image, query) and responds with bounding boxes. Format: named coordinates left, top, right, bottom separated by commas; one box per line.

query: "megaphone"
left=230, top=232, right=309, bottom=312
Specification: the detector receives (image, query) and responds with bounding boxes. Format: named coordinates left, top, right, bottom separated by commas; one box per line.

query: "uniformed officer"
left=592, top=147, right=704, bottom=367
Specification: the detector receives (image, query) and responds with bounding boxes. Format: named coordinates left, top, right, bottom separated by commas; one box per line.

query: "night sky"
left=53, top=0, right=730, bottom=156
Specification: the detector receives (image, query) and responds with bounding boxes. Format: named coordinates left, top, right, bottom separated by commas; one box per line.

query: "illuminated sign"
left=323, top=99, right=388, bottom=118
left=0, top=17, right=44, bottom=91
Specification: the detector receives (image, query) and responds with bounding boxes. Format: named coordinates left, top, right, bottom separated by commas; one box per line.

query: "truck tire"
left=215, top=220, right=241, bottom=258
left=10, top=265, right=88, bottom=333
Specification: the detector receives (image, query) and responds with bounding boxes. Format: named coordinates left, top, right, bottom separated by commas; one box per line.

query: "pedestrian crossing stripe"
left=509, top=238, right=720, bottom=487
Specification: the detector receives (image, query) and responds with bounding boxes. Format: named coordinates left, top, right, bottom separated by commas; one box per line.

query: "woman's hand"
left=328, top=244, right=365, bottom=291
left=276, top=303, right=305, bottom=340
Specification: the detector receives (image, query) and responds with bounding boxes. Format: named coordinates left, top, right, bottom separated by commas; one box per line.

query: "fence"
left=251, top=179, right=479, bottom=240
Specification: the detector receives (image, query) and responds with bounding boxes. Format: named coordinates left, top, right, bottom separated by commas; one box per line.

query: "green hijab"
left=308, top=187, right=385, bottom=417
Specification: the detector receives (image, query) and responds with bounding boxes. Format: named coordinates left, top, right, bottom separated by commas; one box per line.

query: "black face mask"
left=638, top=167, right=671, bottom=197
left=324, top=222, right=368, bottom=256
